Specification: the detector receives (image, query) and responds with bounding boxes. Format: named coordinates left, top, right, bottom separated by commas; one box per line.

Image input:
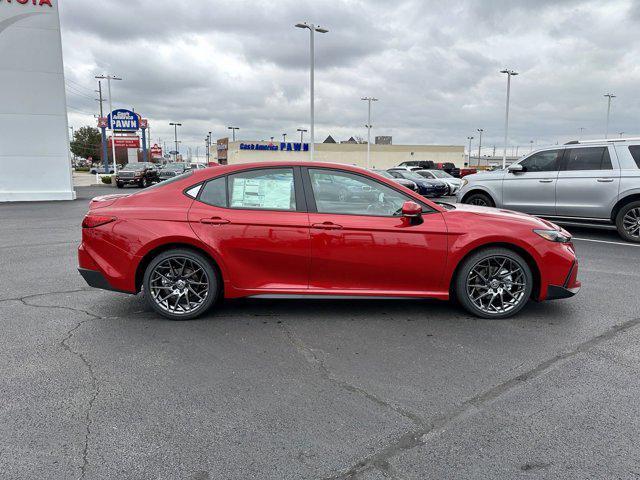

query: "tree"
left=70, top=126, right=102, bottom=162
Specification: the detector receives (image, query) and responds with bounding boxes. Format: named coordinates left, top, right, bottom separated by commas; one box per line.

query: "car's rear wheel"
left=116, top=182, right=124, bottom=189
left=464, top=192, right=494, bottom=207
left=616, top=201, right=640, bottom=243
left=143, top=249, right=219, bottom=320
left=455, top=248, right=533, bottom=319
left=140, top=177, right=149, bottom=188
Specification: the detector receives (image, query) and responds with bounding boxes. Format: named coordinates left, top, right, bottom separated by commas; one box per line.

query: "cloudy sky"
left=60, top=0, right=640, bottom=157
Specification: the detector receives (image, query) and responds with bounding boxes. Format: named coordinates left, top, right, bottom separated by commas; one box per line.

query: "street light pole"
left=282, top=133, right=287, bottom=143
left=95, top=75, right=122, bottom=178
left=361, top=97, right=379, bottom=169
left=476, top=128, right=484, bottom=167
left=467, top=136, right=474, bottom=166
left=295, top=22, right=328, bottom=161
left=227, top=126, right=239, bottom=142
left=169, top=122, right=182, bottom=162
left=500, top=69, right=518, bottom=169
left=604, top=93, right=616, bottom=139
left=297, top=128, right=308, bottom=144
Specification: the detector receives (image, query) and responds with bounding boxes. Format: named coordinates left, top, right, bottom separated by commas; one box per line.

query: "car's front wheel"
left=616, top=201, right=640, bottom=243
left=143, top=249, right=219, bottom=320
left=455, top=248, right=533, bottom=319
left=140, top=177, right=149, bottom=188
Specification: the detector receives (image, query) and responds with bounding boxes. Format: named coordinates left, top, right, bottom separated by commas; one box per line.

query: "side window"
left=309, top=169, right=414, bottom=216
left=228, top=168, right=296, bottom=211
left=199, top=176, right=227, bottom=207
left=628, top=146, right=640, bottom=168
left=520, top=150, right=561, bottom=172
left=564, top=147, right=611, bottom=171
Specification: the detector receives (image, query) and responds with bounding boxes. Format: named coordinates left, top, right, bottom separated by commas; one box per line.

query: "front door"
left=188, top=167, right=310, bottom=291
left=502, top=149, right=562, bottom=215
left=304, top=168, right=448, bottom=295
left=555, top=146, right=621, bottom=219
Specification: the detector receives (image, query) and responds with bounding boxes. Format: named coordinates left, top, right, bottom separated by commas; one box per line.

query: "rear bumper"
left=78, top=268, right=133, bottom=294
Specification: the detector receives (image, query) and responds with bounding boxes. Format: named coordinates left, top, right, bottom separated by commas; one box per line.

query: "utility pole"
left=604, top=93, right=616, bottom=139
left=467, top=136, right=474, bottom=165
left=95, top=74, right=122, bottom=179
left=282, top=133, right=287, bottom=143
left=169, top=122, right=182, bottom=162
left=530, top=140, right=534, bottom=152
left=361, top=97, right=379, bottom=169
left=579, top=127, right=585, bottom=140
left=227, top=126, right=239, bottom=142
left=500, top=69, right=518, bottom=168
left=476, top=128, right=484, bottom=167
left=295, top=22, right=329, bottom=161
left=95, top=80, right=104, bottom=117
left=619, top=132, right=625, bottom=138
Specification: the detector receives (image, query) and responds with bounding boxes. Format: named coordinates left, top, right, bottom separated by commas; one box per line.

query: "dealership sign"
left=107, top=109, right=139, bottom=131
left=240, top=142, right=309, bottom=152
left=150, top=144, right=163, bottom=159
left=0, top=0, right=53, bottom=6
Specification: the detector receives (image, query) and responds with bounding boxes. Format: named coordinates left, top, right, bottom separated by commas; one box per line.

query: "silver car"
left=456, top=139, right=640, bottom=242
left=414, top=169, right=464, bottom=195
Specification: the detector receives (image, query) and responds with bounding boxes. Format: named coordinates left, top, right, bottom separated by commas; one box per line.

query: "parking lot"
left=2, top=186, right=639, bottom=479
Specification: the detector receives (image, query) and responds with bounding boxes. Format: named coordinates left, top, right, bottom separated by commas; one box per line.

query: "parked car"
left=90, top=166, right=116, bottom=174
left=414, top=169, right=463, bottom=195
left=159, top=163, right=189, bottom=181
left=115, top=162, right=160, bottom=188
left=398, top=160, right=435, bottom=170
left=434, top=162, right=461, bottom=178
left=456, top=139, right=640, bottom=242
left=78, top=162, right=580, bottom=321
left=372, top=169, right=418, bottom=191
left=387, top=168, right=449, bottom=197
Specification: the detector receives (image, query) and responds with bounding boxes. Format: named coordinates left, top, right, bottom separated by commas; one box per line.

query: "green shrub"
left=101, top=176, right=112, bottom=184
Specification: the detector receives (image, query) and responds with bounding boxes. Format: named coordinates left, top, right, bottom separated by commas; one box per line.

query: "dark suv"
left=116, top=162, right=160, bottom=188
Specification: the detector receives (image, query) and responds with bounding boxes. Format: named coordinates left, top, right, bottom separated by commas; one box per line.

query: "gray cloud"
left=60, top=0, right=640, bottom=157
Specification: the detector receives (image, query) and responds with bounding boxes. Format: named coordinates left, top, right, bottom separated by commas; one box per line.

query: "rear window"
left=564, top=147, right=612, bottom=171
left=629, top=146, right=640, bottom=168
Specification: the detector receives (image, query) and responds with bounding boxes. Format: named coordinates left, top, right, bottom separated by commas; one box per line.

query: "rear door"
left=304, top=167, right=448, bottom=295
left=555, top=146, right=620, bottom=219
left=188, top=167, right=310, bottom=291
left=502, top=149, right=562, bottom=215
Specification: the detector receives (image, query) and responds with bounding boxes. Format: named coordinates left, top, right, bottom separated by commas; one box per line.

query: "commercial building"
left=0, top=0, right=75, bottom=201
left=216, top=138, right=465, bottom=169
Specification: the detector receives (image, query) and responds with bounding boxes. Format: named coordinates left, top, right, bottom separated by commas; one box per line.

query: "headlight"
left=534, top=229, right=572, bottom=243
left=460, top=178, right=468, bottom=188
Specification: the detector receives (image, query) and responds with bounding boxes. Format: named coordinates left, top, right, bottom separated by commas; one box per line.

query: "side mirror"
left=508, top=163, right=524, bottom=173
left=402, top=201, right=422, bottom=218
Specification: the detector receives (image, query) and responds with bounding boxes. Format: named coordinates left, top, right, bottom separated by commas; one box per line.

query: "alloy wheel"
left=622, top=207, right=640, bottom=239
left=149, top=256, right=210, bottom=316
left=469, top=198, right=488, bottom=206
left=466, top=255, right=527, bottom=315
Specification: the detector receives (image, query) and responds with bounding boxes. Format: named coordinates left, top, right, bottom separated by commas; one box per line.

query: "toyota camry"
left=78, top=162, right=580, bottom=320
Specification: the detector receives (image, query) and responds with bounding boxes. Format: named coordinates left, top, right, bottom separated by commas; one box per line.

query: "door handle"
left=312, top=222, right=343, bottom=230
left=538, top=179, right=554, bottom=183
left=597, top=178, right=614, bottom=183
left=200, top=217, right=230, bottom=225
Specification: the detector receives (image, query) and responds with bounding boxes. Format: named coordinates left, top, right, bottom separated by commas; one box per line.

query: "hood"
left=451, top=203, right=558, bottom=229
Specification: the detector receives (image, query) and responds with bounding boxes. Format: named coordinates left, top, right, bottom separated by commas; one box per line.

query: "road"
left=1, top=187, right=639, bottom=479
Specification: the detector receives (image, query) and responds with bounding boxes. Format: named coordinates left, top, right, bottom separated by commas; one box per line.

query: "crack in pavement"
left=321, top=316, right=640, bottom=479
left=280, top=322, right=427, bottom=429
left=0, top=287, right=94, bottom=305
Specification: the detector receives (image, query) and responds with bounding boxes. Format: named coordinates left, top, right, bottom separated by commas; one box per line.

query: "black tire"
left=143, top=248, right=219, bottom=321
left=464, top=192, right=494, bottom=207
left=140, top=177, right=149, bottom=188
left=116, top=182, right=124, bottom=189
left=615, top=201, right=640, bottom=243
left=454, top=247, right=533, bottom=319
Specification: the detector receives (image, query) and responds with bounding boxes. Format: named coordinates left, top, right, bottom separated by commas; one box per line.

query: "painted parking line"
left=573, top=237, right=640, bottom=248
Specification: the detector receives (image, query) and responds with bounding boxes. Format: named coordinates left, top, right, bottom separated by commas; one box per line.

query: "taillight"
left=82, top=215, right=116, bottom=229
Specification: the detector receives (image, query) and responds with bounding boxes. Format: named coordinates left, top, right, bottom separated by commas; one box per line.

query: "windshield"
left=123, top=163, right=145, bottom=169
left=163, top=164, right=185, bottom=170
left=429, top=170, right=453, bottom=179
left=399, top=171, right=425, bottom=181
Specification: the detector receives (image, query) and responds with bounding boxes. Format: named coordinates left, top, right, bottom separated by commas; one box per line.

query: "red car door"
left=188, top=167, right=310, bottom=291
left=304, top=168, right=449, bottom=296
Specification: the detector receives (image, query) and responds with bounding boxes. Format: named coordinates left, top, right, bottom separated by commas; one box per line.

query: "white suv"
left=456, top=139, right=640, bottom=242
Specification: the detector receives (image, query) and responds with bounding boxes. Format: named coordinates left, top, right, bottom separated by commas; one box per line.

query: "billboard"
left=0, top=0, right=75, bottom=201
left=150, top=144, right=163, bottom=159
left=107, top=109, right=140, bottom=131
left=217, top=137, right=229, bottom=164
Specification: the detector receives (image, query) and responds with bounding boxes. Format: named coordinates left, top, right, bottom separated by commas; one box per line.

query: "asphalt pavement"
left=1, top=186, right=639, bottom=480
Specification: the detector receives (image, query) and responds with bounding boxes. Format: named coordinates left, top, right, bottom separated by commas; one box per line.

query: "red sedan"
left=78, top=162, right=580, bottom=320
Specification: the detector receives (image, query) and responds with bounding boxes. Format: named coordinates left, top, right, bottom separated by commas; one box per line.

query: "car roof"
left=188, top=161, right=372, bottom=180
